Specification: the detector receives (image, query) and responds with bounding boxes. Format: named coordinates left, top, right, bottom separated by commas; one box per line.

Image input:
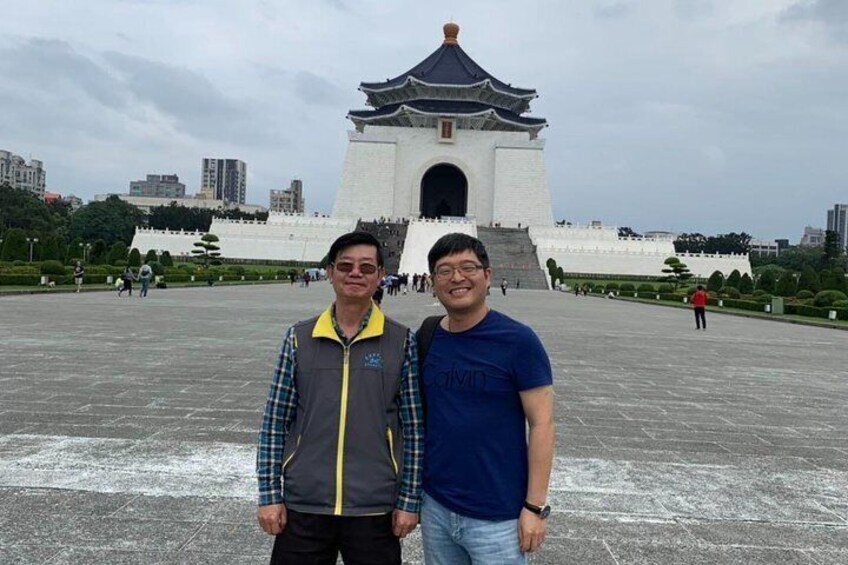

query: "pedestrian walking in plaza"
left=416, top=233, right=555, bottom=563
left=692, top=284, right=708, bottom=330
left=138, top=263, right=153, bottom=298
left=73, top=261, right=85, bottom=293
left=257, top=231, right=423, bottom=565
left=501, top=278, right=509, bottom=296
left=117, top=267, right=135, bottom=297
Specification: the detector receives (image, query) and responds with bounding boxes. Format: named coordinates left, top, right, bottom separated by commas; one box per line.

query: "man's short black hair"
left=697, top=285, right=704, bottom=290
left=427, top=233, right=490, bottom=273
left=328, top=232, right=384, bottom=267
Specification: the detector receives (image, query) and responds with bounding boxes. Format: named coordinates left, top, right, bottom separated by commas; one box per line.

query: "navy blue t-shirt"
left=422, top=310, right=552, bottom=520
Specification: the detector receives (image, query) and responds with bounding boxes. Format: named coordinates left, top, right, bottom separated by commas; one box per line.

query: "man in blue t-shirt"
left=418, top=233, right=555, bottom=564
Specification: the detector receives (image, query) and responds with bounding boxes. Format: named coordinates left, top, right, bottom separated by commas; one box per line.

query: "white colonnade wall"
left=529, top=225, right=751, bottom=279
left=398, top=218, right=477, bottom=276
left=131, top=214, right=357, bottom=263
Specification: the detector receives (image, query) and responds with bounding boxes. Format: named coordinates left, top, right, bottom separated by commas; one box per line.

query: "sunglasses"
left=333, top=262, right=379, bottom=275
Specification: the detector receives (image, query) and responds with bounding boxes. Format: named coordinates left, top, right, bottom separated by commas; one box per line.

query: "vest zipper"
left=386, top=427, right=399, bottom=475
left=334, top=345, right=351, bottom=515
left=282, top=434, right=301, bottom=469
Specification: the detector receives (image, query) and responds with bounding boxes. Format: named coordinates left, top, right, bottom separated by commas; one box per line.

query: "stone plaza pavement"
left=0, top=283, right=846, bottom=564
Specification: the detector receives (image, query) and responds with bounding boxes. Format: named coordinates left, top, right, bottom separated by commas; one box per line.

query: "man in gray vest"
left=257, top=231, right=423, bottom=565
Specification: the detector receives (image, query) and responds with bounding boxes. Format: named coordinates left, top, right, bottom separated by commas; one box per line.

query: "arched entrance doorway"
left=420, top=164, right=467, bottom=219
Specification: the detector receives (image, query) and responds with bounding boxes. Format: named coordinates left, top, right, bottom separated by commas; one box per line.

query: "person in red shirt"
left=691, top=285, right=708, bottom=330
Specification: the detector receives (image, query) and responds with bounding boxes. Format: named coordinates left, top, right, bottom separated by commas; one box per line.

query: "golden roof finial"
left=443, top=22, right=459, bottom=45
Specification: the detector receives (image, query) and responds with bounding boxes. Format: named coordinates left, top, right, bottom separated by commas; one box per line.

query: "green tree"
left=823, top=230, right=843, bottom=268
left=0, top=184, right=55, bottom=236
left=726, top=269, right=742, bottom=289
left=128, top=248, right=141, bottom=267
left=0, top=228, right=28, bottom=261
left=89, top=239, right=108, bottom=265
left=797, top=266, right=821, bottom=294
left=546, top=258, right=558, bottom=287
left=144, top=249, right=158, bottom=263
left=191, top=233, right=222, bottom=268
left=706, top=270, right=724, bottom=292
left=822, top=267, right=847, bottom=293
left=161, top=250, right=174, bottom=267
left=774, top=271, right=798, bottom=297
left=107, top=241, right=128, bottom=265
left=739, top=273, right=754, bottom=294
left=68, top=196, right=145, bottom=247
left=757, top=269, right=776, bottom=293
left=660, top=257, right=693, bottom=289
left=39, top=235, right=62, bottom=261
left=148, top=203, right=213, bottom=232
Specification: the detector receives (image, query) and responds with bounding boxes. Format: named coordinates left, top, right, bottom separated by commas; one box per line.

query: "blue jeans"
left=421, top=492, right=527, bottom=565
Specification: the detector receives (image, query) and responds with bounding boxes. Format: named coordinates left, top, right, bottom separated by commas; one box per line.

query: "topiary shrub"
left=658, top=283, right=674, bottom=293
left=719, top=286, right=741, bottom=299
left=149, top=261, right=164, bottom=276
left=637, top=283, right=655, bottom=292
left=796, top=290, right=814, bottom=300
left=228, top=265, right=246, bottom=276
left=39, top=260, right=66, bottom=275
left=832, top=300, right=848, bottom=308
left=755, top=293, right=773, bottom=303
left=620, top=283, right=635, bottom=291
left=814, top=290, right=848, bottom=307
left=605, top=282, right=619, bottom=291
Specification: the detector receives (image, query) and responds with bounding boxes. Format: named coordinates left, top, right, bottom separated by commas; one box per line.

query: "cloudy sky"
left=1, top=0, right=846, bottom=240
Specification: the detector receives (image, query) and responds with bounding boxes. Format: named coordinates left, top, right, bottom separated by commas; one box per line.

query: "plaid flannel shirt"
left=256, top=307, right=424, bottom=513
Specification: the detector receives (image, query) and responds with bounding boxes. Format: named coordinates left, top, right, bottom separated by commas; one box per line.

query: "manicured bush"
left=752, top=289, right=766, bottom=297
left=39, top=260, right=66, bottom=275
left=706, top=270, right=724, bottom=292
left=228, top=265, right=246, bottom=276
left=619, top=283, right=635, bottom=291
left=755, top=293, right=773, bottom=303
left=813, top=290, right=848, bottom=308
left=161, top=251, right=174, bottom=267
left=726, top=269, right=742, bottom=289
left=605, top=282, right=619, bottom=291
left=149, top=261, right=164, bottom=276
left=775, top=271, right=797, bottom=297
left=107, top=241, right=128, bottom=265
left=637, top=283, right=655, bottom=292
left=718, top=286, right=741, bottom=299
left=128, top=248, right=141, bottom=268
left=0, top=274, right=41, bottom=285
left=721, top=298, right=763, bottom=312
left=822, top=267, right=847, bottom=293
left=657, top=283, right=674, bottom=293
left=741, top=273, right=756, bottom=294
left=832, top=300, right=848, bottom=308
left=114, top=260, right=127, bottom=267
left=796, top=290, right=814, bottom=300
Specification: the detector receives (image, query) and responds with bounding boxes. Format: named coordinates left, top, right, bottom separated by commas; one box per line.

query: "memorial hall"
left=133, top=23, right=749, bottom=286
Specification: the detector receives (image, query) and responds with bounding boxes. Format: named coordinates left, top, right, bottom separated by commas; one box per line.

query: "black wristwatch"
left=523, top=501, right=551, bottom=519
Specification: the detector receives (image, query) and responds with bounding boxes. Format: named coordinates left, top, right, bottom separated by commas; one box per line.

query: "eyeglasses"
left=333, top=262, right=379, bottom=275
left=434, top=263, right=485, bottom=280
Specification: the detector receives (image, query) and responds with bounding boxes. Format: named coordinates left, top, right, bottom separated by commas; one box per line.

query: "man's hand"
left=518, top=508, right=546, bottom=553
left=257, top=503, right=287, bottom=535
left=392, top=509, right=418, bottom=538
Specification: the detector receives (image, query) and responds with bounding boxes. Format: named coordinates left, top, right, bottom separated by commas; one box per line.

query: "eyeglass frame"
left=433, top=262, right=487, bottom=280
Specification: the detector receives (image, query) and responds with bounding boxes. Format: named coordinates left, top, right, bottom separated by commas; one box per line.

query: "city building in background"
left=0, top=149, right=46, bottom=199
left=93, top=194, right=266, bottom=215
left=826, top=204, right=848, bottom=250
left=200, top=158, right=246, bottom=204
left=800, top=226, right=825, bottom=246
left=750, top=239, right=780, bottom=257
left=269, top=179, right=305, bottom=214
left=130, top=174, right=186, bottom=198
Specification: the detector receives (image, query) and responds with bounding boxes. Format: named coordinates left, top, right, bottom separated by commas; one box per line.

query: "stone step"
left=477, top=227, right=549, bottom=290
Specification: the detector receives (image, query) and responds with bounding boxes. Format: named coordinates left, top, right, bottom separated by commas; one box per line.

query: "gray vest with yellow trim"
left=283, top=309, right=409, bottom=516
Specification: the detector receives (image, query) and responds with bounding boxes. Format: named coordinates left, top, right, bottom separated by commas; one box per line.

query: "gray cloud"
left=594, top=2, right=635, bottom=20
left=781, top=0, right=848, bottom=41
left=293, top=71, right=346, bottom=106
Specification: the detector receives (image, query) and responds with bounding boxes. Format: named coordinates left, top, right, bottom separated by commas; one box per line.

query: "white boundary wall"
left=131, top=215, right=357, bottom=263
left=530, top=225, right=751, bottom=278
left=333, top=126, right=553, bottom=227
left=398, top=218, right=477, bottom=276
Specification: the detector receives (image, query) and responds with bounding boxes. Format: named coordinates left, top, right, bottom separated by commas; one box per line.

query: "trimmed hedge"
left=620, top=283, right=635, bottom=291
left=637, top=283, right=656, bottom=292
left=720, top=298, right=765, bottom=312
left=785, top=304, right=848, bottom=320
left=814, top=290, right=848, bottom=307
left=0, top=274, right=42, bottom=285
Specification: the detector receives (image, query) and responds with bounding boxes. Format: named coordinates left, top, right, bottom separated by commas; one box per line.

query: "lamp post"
left=79, top=242, right=92, bottom=262
left=26, top=237, right=39, bottom=263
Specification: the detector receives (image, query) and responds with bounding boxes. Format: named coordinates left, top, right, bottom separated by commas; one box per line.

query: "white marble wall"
left=397, top=219, right=478, bottom=276
left=333, top=126, right=552, bottom=227
left=530, top=226, right=751, bottom=278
